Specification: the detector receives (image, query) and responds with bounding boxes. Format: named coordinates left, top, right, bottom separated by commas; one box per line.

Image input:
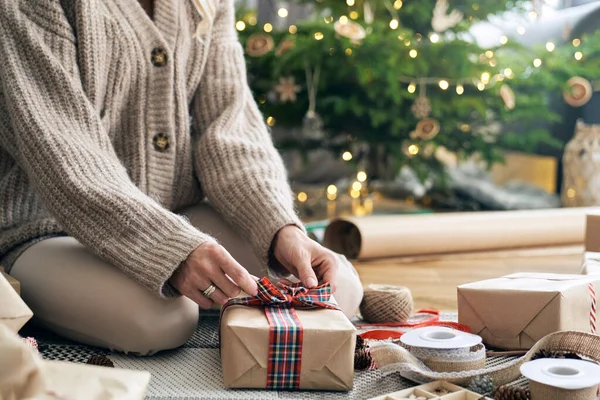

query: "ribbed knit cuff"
left=252, top=210, right=306, bottom=277
left=105, top=212, right=215, bottom=299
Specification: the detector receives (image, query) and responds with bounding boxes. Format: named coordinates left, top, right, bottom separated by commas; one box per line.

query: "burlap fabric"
left=407, top=344, right=486, bottom=374
left=359, top=285, right=414, bottom=323
left=529, top=381, right=597, bottom=400
left=371, top=331, right=600, bottom=386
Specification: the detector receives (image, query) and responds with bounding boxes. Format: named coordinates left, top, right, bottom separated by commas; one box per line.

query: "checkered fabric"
left=222, top=277, right=340, bottom=390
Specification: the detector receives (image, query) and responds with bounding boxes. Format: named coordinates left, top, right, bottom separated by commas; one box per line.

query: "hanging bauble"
left=415, top=118, right=440, bottom=140
left=411, top=96, right=432, bottom=120
left=499, top=85, right=515, bottom=110
left=245, top=34, right=274, bottom=57
left=302, top=110, right=326, bottom=140
left=431, top=0, right=463, bottom=33
left=334, top=19, right=367, bottom=42
left=274, top=76, right=301, bottom=103
left=564, top=76, right=592, bottom=108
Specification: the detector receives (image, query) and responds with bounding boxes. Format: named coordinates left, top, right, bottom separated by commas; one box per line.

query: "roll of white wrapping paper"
left=521, top=359, right=600, bottom=400
left=324, top=208, right=595, bottom=260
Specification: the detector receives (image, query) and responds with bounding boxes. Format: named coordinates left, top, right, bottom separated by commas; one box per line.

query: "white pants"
left=10, top=204, right=363, bottom=355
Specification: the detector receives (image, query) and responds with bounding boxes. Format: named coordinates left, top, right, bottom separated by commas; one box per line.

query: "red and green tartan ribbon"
left=222, top=277, right=340, bottom=390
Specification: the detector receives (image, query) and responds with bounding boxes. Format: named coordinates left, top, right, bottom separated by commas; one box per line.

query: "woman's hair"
left=190, top=0, right=217, bottom=39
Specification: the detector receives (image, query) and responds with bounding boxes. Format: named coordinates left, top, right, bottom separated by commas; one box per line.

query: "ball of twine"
left=359, top=284, right=414, bottom=323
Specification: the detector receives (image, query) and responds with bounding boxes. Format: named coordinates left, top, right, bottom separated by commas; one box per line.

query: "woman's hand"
left=169, top=242, right=258, bottom=309
left=272, top=225, right=339, bottom=291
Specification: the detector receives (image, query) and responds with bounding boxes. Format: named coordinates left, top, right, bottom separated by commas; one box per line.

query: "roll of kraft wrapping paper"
left=520, top=359, right=600, bottom=400
left=400, top=327, right=486, bottom=373
left=324, top=207, right=595, bottom=260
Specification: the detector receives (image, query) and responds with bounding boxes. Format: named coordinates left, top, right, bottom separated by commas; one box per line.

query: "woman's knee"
left=112, top=297, right=199, bottom=355
left=334, top=254, right=363, bottom=319
left=11, top=237, right=199, bottom=355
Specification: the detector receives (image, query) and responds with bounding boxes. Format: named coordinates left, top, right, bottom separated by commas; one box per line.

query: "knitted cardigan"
left=0, top=0, right=302, bottom=296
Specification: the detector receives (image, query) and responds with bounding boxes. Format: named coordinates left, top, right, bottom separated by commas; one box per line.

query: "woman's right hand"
left=169, top=242, right=259, bottom=309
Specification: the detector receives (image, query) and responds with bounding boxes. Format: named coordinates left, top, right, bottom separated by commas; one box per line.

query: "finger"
left=318, top=255, right=339, bottom=292
left=185, top=288, right=214, bottom=310
left=210, top=271, right=241, bottom=299
left=205, top=286, right=229, bottom=306
left=219, top=251, right=259, bottom=296
left=295, top=254, right=318, bottom=288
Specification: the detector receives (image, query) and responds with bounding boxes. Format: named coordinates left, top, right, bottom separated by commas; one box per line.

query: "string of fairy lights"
left=235, top=1, right=588, bottom=209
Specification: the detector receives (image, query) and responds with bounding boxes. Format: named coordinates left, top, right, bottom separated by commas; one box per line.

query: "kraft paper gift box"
left=0, top=266, right=20, bottom=295
left=583, top=213, right=600, bottom=275
left=0, top=266, right=32, bottom=333
left=220, top=277, right=356, bottom=391
left=458, top=273, right=600, bottom=350
left=0, top=323, right=151, bottom=400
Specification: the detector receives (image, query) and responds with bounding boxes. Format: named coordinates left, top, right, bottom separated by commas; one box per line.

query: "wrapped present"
left=220, top=277, right=355, bottom=391
left=0, top=266, right=20, bottom=295
left=0, top=266, right=32, bottom=333
left=458, top=273, right=599, bottom=350
left=583, top=213, right=600, bottom=275
left=0, top=323, right=151, bottom=399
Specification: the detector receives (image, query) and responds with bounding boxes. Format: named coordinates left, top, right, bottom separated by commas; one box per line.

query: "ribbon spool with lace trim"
left=359, top=285, right=414, bottom=323
left=400, top=327, right=486, bottom=373
left=408, top=344, right=486, bottom=373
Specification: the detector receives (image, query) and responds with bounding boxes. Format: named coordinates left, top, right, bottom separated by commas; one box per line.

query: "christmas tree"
left=235, top=0, right=600, bottom=186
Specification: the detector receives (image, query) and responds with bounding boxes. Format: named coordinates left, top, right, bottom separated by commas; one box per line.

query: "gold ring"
left=202, top=284, right=217, bottom=298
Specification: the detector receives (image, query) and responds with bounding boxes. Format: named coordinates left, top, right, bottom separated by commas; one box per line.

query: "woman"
left=0, top=0, right=363, bottom=355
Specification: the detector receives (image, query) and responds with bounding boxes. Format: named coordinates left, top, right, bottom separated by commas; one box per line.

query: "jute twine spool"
left=359, top=284, right=414, bottom=323
left=529, top=381, right=598, bottom=400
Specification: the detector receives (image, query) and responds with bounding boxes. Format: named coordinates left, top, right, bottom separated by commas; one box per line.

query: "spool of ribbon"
left=399, top=326, right=486, bottom=373
left=221, top=278, right=340, bottom=390
left=521, top=359, right=600, bottom=400
left=369, top=331, right=600, bottom=387
left=408, top=344, right=486, bottom=373
left=358, top=309, right=472, bottom=341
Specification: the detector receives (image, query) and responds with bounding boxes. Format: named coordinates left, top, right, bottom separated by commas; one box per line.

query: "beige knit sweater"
left=0, top=0, right=302, bottom=296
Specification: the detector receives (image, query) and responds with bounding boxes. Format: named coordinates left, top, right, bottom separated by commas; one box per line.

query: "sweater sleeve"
left=192, top=0, right=304, bottom=275
left=0, top=1, right=212, bottom=297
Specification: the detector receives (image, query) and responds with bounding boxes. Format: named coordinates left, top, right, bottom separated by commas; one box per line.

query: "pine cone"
left=493, top=385, right=530, bottom=400
left=354, top=348, right=372, bottom=370
left=355, top=335, right=365, bottom=351
left=86, top=354, right=114, bottom=368
left=468, top=375, right=495, bottom=395
left=530, top=349, right=582, bottom=361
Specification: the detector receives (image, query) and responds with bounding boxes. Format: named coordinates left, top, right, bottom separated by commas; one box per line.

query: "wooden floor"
left=354, top=246, right=585, bottom=312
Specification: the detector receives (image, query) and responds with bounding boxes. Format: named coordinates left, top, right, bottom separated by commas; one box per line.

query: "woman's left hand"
left=272, top=225, right=339, bottom=292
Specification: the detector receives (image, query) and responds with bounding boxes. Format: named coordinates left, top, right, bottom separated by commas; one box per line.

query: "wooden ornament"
left=416, top=118, right=440, bottom=140
left=564, top=76, right=593, bottom=108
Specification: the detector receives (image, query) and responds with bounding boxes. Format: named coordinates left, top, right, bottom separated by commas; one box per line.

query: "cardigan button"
left=151, top=48, right=168, bottom=67
left=153, top=133, right=170, bottom=152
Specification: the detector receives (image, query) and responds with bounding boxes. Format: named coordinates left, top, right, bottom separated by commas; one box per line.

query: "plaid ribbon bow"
left=222, top=277, right=340, bottom=390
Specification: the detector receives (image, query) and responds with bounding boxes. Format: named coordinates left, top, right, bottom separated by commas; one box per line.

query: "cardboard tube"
left=324, top=208, right=596, bottom=260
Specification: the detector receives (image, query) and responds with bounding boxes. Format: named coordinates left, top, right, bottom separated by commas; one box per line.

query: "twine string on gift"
left=589, top=283, right=597, bottom=334
left=222, top=277, right=340, bottom=390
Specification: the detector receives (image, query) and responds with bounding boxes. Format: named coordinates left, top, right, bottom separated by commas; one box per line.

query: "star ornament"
left=432, top=0, right=463, bottom=33
left=274, top=76, right=301, bottom=103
